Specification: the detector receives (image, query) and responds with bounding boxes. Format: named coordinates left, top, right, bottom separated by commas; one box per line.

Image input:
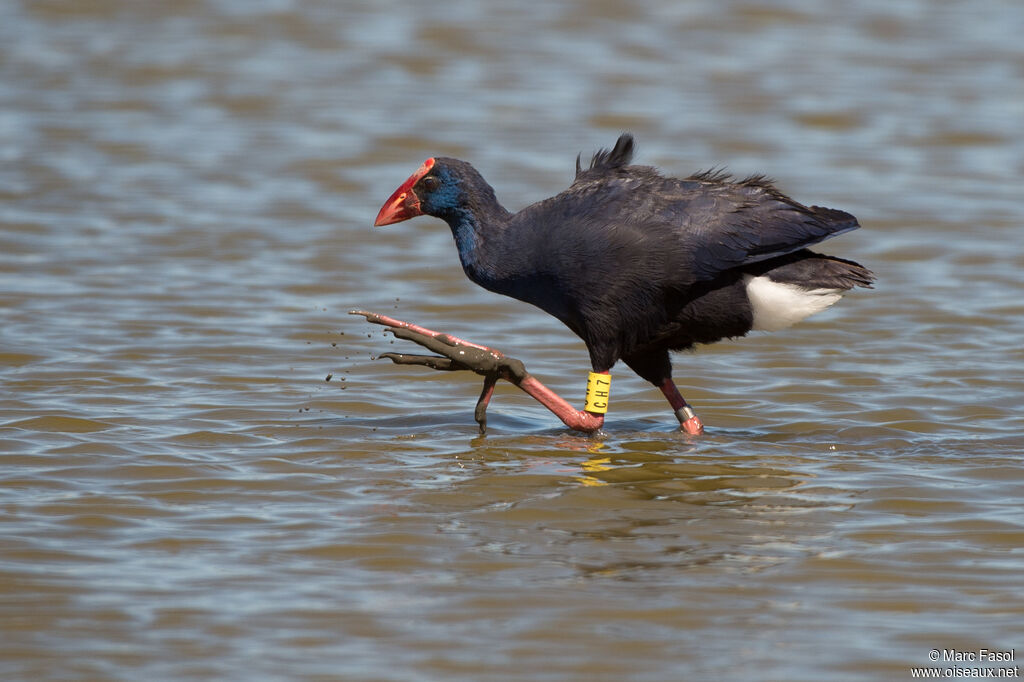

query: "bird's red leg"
left=658, top=378, right=705, bottom=435
left=515, top=375, right=605, bottom=433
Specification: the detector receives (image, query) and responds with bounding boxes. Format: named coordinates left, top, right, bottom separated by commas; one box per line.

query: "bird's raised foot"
left=350, top=310, right=606, bottom=434
left=350, top=309, right=531, bottom=433
left=349, top=309, right=526, bottom=380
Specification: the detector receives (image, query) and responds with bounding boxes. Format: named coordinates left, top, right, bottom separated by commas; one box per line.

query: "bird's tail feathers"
left=754, top=251, right=875, bottom=291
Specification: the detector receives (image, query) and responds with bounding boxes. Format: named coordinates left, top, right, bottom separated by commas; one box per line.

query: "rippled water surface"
left=2, top=1, right=1023, bottom=680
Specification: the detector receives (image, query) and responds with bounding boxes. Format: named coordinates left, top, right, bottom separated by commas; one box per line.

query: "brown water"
left=2, top=1, right=1023, bottom=680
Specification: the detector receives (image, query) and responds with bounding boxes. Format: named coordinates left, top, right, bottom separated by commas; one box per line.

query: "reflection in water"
left=579, top=454, right=613, bottom=486
left=419, top=443, right=824, bottom=588
left=576, top=456, right=809, bottom=504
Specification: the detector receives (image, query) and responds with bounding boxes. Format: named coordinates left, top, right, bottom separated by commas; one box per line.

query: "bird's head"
left=375, top=156, right=505, bottom=230
left=374, top=157, right=470, bottom=226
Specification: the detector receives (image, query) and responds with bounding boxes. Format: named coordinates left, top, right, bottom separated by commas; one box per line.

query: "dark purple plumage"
left=382, top=133, right=873, bottom=392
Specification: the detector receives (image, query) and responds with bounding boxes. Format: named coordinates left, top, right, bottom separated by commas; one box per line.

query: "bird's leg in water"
left=350, top=310, right=604, bottom=433
left=658, top=378, right=705, bottom=435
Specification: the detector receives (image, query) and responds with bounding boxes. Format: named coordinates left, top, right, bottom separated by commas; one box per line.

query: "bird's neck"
left=444, top=200, right=512, bottom=284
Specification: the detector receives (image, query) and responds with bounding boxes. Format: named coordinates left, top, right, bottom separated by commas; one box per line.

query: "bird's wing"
left=635, top=174, right=861, bottom=283
left=569, top=136, right=859, bottom=282
left=510, top=167, right=860, bottom=309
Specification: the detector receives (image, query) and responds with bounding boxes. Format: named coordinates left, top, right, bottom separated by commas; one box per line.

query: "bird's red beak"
left=374, top=158, right=436, bottom=226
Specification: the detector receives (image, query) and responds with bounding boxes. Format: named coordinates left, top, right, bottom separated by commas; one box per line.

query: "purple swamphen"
left=359, top=133, right=873, bottom=434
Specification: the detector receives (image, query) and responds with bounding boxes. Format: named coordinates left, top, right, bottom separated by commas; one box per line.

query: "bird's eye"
left=421, top=176, right=440, bottom=192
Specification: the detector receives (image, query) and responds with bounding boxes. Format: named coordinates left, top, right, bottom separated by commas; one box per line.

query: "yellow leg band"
left=584, top=372, right=611, bottom=414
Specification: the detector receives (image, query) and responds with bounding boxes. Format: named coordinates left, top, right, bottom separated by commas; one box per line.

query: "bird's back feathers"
left=576, top=133, right=635, bottom=177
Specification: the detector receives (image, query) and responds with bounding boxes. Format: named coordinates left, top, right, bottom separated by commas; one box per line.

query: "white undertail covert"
left=743, top=275, right=844, bottom=332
